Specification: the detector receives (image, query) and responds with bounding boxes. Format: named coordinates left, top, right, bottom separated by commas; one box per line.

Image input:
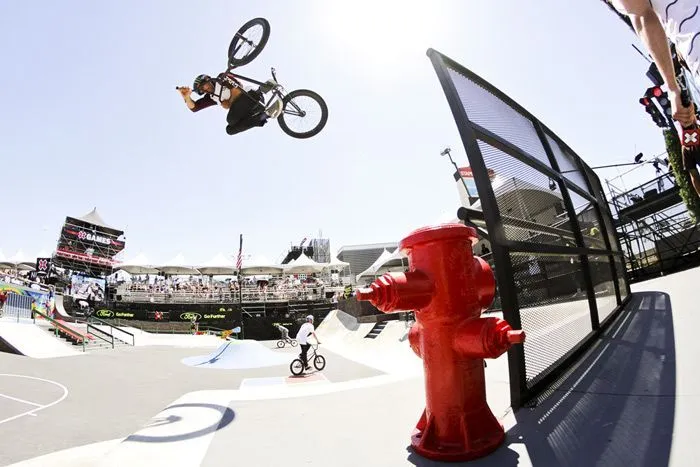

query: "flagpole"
left=237, top=234, right=243, bottom=339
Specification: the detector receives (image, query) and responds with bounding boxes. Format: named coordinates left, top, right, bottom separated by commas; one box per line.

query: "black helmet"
left=193, top=74, right=212, bottom=95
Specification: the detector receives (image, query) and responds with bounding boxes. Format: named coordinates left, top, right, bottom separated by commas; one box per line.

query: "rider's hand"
left=670, top=89, right=696, bottom=128
left=178, top=86, right=192, bottom=98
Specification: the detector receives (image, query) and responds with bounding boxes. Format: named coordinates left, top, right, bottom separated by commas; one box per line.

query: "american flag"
left=236, top=234, right=243, bottom=271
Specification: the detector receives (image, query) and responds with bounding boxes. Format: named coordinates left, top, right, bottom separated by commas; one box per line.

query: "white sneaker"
left=265, top=99, right=283, bottom=119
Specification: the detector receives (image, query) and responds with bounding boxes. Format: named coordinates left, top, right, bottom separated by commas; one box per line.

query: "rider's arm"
left=614, top=0, right=680, bottom=93
left=189, top=95, right=218, bottom=113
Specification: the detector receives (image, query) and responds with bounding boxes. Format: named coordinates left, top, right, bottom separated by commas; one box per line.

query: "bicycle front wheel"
left=290, top=339, right=298, bottom=347
left=228, top=17, right=270, bottom=68
left=276, top=340, right=285, bottom=348
left=278, top=89, right=328, bottom=139
left=290, top=359, right=305, bottom=376
left=313, top=355, right=326, bottom=371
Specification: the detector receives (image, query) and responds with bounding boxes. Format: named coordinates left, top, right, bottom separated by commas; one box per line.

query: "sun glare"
left=316, top=0, right=449, bottom=71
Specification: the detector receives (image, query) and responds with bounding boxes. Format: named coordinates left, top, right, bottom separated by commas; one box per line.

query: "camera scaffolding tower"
left=607, top=171, right=700, bottom=282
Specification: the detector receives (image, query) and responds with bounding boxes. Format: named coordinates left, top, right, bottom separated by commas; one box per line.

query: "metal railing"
left=116, top=286, right=328, bottom=304
left=87, top=315, right=135, bottom=346
left=32, top=309, right=87, bottom=352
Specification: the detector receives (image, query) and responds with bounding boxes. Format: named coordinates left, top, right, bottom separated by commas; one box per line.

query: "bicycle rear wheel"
left=228, top=17, right=270, bottom=68
left=278, top=89, right=328, bottom=139
left=290, top=358, right=305, bottom=376
left=290, top=339, right=298, bottom=347
left=276, top=340, right=285, bottom=348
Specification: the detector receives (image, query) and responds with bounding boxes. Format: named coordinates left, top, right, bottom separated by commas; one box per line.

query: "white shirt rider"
left=296, top=321, right=316, bottom=345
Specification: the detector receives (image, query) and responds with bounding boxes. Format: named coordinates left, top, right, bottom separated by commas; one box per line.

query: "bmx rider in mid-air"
left=296, top=315, right=321, bottom=370
left=177, top=73, right=283, bottom=136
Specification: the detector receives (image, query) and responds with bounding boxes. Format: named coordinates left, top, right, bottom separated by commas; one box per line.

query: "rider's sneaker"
left=259, top=79, right=278, bottom=93
left=305, top=366, right=312, bottom=370
left=265, top=99, right=283, bottom=119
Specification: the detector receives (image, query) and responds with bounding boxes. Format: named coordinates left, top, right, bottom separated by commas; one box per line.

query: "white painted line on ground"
left=0, top=393, right=43, bottom=408
left=0, top=374, right=68, bottom=425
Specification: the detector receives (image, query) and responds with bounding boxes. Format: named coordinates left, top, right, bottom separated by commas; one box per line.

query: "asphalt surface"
left=0, top=341, right=383, bottom=466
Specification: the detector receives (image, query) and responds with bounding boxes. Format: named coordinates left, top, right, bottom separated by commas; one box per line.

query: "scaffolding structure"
left=53, top=208, right=125, bottom=277
left=607, top=171, right=700, bottom=282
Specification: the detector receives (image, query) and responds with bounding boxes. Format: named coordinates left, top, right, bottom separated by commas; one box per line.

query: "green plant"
left=664, top=129, right=700, bottom=222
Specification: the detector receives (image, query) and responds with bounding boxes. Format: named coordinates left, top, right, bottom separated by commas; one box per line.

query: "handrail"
left=88, top=316, right=135, bottom=346
left=32, top=310, right=87, bottom=352
left=86, top=323, right=114, bottom=348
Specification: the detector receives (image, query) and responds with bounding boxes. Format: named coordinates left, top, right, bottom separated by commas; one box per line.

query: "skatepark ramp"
left=316, top=309, right=421, bottom=375
left=0, top=316, right=83, bottom=358
left=52, top=293, right=80, bottom=322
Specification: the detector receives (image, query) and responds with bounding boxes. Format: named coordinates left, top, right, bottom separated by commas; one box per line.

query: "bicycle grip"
left=681, top=89, right=691, bottom=108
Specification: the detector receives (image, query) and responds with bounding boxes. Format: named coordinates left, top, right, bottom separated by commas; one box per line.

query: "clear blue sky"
left=0, top=0, right=668, bottom=264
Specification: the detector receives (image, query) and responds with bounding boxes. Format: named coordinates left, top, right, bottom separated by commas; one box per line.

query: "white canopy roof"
left=284, top=253, right=325, bottom=274
left=374, top=247, right=408, bottom=275
left=0, top=250, right=35, bottom=271
left=239, top=255, right=284, bottom=275
left=158, top=253, right=200, bottom=275
left=74, top=207, right=117, bottom=230
left=355, top=249, right=394, bottom=281
left=325, top=255, right=349, bottom=271
left=114, top=252, right=160, bottom=275
left=197, top=253, right=237, bottom=275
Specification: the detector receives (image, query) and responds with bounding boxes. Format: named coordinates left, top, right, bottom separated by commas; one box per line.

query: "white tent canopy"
left=239, top=255, right=284, bottom=275
left=115, top=252, right=160, bottom=275
left=374, top=247, right=408, bottom=275
left=325, top=255, right=349, bottom=271
left=284, top=253, right=325, bottom=274
left=0, top=250, right=36, bottom=271
left=158, top=253, right=200, bottom=275
left=355, top=249, right=395, bottom=282
left=197, top=253, right=237, bottom=275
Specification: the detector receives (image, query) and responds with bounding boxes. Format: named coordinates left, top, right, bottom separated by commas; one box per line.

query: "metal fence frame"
left=428, top=48, right=632, bottom=408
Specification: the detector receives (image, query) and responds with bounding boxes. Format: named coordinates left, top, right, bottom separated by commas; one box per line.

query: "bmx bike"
left=179, top=17, right=328, bottom=139
left=289, top=342, right=326, bottom=375
left=276, top=336, right=298, bottom=348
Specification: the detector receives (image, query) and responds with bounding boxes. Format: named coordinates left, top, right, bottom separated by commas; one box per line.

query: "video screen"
left=70, top=275, right=106, bottom=302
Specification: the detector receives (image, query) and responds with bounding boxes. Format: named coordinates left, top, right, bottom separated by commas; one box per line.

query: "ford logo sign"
left=181, top=312, right=202, bottom=321
left=96, top=309, right=114, bottom=318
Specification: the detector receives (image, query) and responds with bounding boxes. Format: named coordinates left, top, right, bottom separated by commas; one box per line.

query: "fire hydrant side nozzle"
left=356, top=222, right=526, bottom=462
left=355, top=271, right=434, bottom=313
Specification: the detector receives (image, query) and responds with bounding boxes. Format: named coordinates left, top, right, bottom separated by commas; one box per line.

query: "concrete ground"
left=1, top=266, right=697, bottom=466
left=0, top=341, right=382, bottom=466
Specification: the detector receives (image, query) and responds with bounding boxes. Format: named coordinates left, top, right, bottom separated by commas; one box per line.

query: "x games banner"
left=35, top=258, right=52, bottom=276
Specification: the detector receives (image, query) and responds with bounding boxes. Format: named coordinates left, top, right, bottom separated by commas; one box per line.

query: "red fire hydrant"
left=356, top=223, right=525, bottom=462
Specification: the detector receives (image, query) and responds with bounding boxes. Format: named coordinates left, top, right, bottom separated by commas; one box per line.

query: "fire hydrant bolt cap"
left=400, top=223, right=478, bottom=252
left=507, top=330, right=525, bottom=344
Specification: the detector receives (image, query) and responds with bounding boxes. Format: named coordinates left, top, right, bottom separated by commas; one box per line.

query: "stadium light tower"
left=440, top=147, right=475, bottom=200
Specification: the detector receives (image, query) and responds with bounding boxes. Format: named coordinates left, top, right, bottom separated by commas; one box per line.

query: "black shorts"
left=683, top=146, right=700, bottom=172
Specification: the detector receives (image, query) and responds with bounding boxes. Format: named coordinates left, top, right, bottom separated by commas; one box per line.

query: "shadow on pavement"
left=126, top=403, right=235, bottom=444
left=406, top=291, right=676, bottom=467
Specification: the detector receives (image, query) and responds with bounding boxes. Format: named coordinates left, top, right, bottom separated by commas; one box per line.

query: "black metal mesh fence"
left=512, top=253, right=593, bottom=387
left=429, top=48, right=631, bottom=406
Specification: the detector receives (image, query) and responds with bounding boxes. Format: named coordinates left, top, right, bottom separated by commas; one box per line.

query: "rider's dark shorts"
left=683, top=147, right=700, bottom=172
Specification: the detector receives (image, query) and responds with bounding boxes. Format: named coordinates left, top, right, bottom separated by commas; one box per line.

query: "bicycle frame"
left=222, top=67, right=307, bottom=118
